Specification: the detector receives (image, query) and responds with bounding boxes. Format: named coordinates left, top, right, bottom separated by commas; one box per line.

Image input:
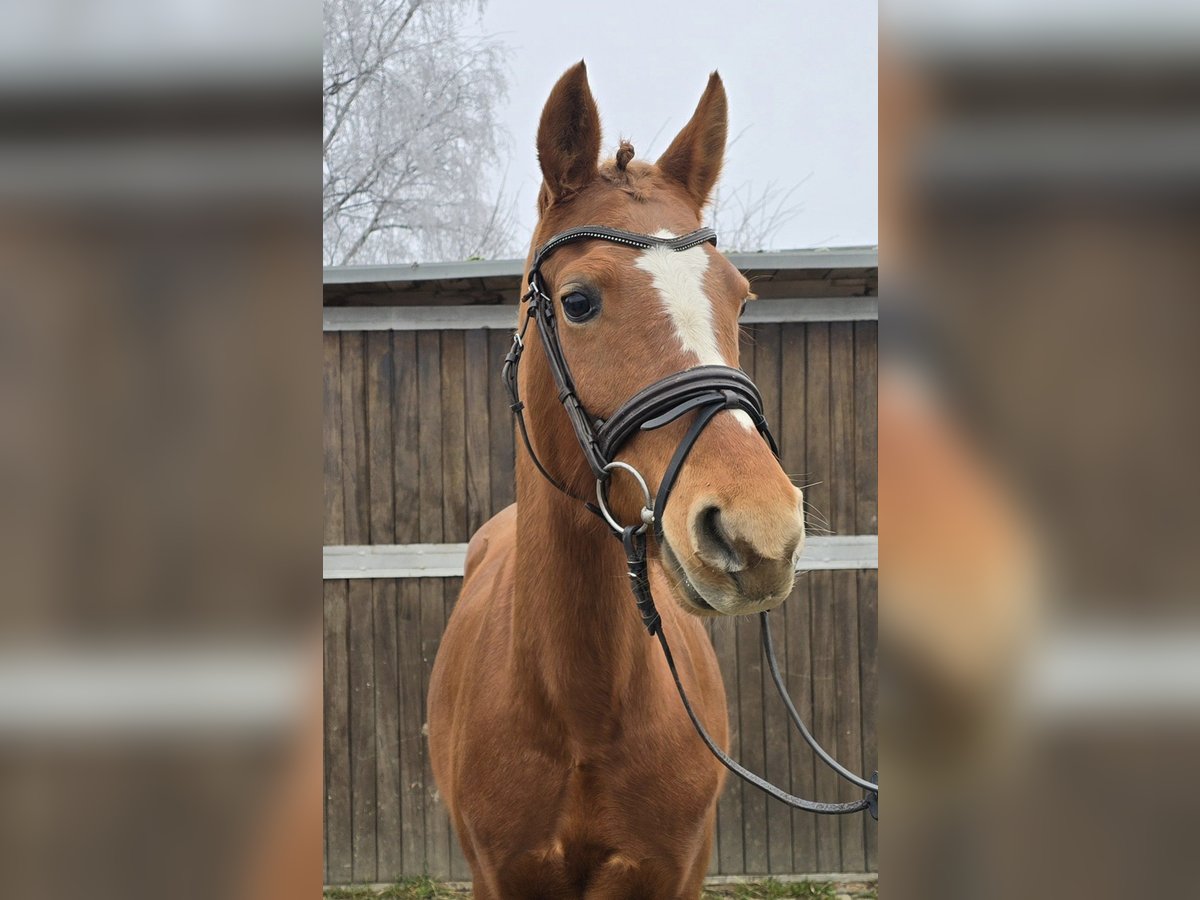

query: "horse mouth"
left=659, top=539, right=718, bottom=614
left=659, top=534, right=794, bottom=616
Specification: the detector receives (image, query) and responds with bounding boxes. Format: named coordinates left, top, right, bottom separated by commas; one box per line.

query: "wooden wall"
left=323, top=321, right=878, bottom=883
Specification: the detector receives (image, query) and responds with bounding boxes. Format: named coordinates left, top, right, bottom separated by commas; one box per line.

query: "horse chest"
left=460, top=720, right=719, bottom=860
left=470, top=754, right=715, bottom=899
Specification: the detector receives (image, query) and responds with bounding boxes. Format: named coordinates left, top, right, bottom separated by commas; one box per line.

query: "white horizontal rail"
left=323, top=296, right=877, bottom=332
left=797, top=535, right=878, bottom=570
left=745, top=297, right=877, bottom=324
left=0, top=644, right=308, bottom=735
left=323, top=535, right=877, bottom=580
left=324, top=305, right=515, bottom=332
left=324, top=543, right=472, bottom=579
left=1026, top=629, right=1200, bottom=717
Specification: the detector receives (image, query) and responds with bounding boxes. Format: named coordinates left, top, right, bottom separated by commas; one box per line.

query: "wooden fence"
left=323, top=256, right=877, bottom=884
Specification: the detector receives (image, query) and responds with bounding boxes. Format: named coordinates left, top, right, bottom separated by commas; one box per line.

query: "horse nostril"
left=693, top=505, right=744, bottom=572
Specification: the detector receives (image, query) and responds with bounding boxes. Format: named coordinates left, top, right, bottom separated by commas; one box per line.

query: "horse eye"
left=738, top=298, right=749, bottom=318
left=561, top=290, right=600, bottom=323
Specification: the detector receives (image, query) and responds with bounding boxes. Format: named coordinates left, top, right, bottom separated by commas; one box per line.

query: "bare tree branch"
left=709, top=175, right=811, bottom=252
left=324, top=0, right=516, bottom=265
left=701, top=121, right=811, bottom=252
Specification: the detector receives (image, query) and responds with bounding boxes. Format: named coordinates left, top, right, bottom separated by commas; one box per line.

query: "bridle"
left=503, top=224, right=879, bottom=819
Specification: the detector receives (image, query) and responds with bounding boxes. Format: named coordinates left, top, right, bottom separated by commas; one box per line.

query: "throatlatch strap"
left=503, top=304, right=609, bottom=508
left=501, top=310, right=579, bottom=500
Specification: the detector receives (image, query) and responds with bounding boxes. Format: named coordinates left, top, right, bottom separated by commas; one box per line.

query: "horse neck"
left=511, top=460, right=658, bottom=732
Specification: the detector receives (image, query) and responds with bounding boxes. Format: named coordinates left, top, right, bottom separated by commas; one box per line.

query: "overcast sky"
left=472, top=0, right=877, bottom=251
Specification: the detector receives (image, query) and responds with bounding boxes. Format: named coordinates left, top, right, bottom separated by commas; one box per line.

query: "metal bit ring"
left=596, top=461, right=654, bottom=534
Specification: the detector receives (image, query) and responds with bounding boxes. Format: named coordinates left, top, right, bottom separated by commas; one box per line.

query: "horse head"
left=519, top=61, right=805, bottom=616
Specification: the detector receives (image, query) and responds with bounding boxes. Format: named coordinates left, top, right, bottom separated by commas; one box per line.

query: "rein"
left=503, top=224, right=878, bottom=819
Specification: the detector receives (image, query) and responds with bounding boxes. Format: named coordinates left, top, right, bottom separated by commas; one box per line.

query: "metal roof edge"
left=323, top=245, right=878, bottom=286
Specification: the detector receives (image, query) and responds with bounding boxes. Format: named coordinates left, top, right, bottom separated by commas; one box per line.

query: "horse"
left=428, top=61, right=806, bottom=899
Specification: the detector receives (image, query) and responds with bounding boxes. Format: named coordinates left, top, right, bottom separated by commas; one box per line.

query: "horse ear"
left=656, top=72, right=728, bottom=209
left=537, top=61, right=602, bottom=204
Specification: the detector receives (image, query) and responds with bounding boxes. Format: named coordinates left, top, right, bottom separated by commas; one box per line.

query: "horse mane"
left=598, top=141, right=659, bottom=202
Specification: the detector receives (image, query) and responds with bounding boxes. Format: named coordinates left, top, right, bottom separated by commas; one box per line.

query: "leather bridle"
left=503, top=224, right=878, bottom=819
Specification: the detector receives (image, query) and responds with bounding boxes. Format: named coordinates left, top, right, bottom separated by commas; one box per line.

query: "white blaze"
left=635, top=230, right=752, bottom=429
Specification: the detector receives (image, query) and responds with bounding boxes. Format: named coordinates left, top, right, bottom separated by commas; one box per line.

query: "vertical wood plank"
left=754, top=326, right=792, bottom=874
left=419, top=576, right=448, bottom=877
left=367, top=332, right=396, bottom=545
left=858, top=569, right=879, bottom=871
left=323, top=333, right=345, bottom=546
left=487, top=330, right=516, bottom=515
left=367, top=333, right=401, bottom=879
left=397, top=578, right=425, bottom=873
left=763, top=605, right=793, bottom=875
left=736, top=613, right=768, bottom=874
left=393, top=332, right=420, bottom=544
left=855, top=322, right=878, bottom=870
left=417, top=332, right=444, bottom=542
left=780, top=324, right=817, bottom=872
left=373, top=579, right=401, bottom=880
left=830, top=322, right=857, bottom=537
left=323, top=333, right=348, bottom=882
left=785, top=576, right=818, bottom=873
left=463, top=330, right=492, bottom=534
left=755, top=325, right=782, bottom=432
left=805, top=323, right=841, bottom=871
left=341, top=332, right=377, bottom=882
left=324, top=580, right=352, bottom=883
left=441, top=331, right=468, bottom=542
left=416, top=331, right=450, bottom=878
left=779, top=323, right=808, bottom=484
left=833, top=570, right=866, bottom=870
left=711, top=614, right=744, bottom=874
left=391, top=330, right=424, bottom=873
left=810, top=569, right=841, bottom=873
left=340, top=332, right=369, bottom=543
left=805, top=324, right=832, bottom=545
left=854, top=322, right=878, bottom=535
left=739, top=325, right=757, bottom=381
left=444, top=574, right=471, bottom=881
left=831, top=323, right=866, bottom=868
left=348, top=594, right=376, bottom=888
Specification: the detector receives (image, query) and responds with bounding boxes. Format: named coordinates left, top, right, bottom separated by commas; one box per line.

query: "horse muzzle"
left=659, top=503, right=803, bottom=616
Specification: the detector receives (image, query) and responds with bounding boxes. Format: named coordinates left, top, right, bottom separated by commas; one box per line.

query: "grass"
left=702, top=878, right=839, bottom=899
left=323, top=877, right=460, bottom=899
left=323, top=876, right=871, bottom=900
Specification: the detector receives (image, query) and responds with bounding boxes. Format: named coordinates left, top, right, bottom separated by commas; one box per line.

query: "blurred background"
left=882, top=2, right=1200, bottom=898
left=0, top=2, right=319, bottom=900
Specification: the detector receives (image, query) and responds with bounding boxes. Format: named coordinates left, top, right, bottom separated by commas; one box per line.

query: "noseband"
left=503, top=225, right=878, bottom=819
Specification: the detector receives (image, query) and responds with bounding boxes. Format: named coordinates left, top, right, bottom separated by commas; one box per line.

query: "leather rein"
left=502, top=224, right=878, bottom=819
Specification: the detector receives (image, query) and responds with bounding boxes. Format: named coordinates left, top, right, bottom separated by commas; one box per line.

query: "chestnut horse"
left=428, top=62, right=806, bottom=899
